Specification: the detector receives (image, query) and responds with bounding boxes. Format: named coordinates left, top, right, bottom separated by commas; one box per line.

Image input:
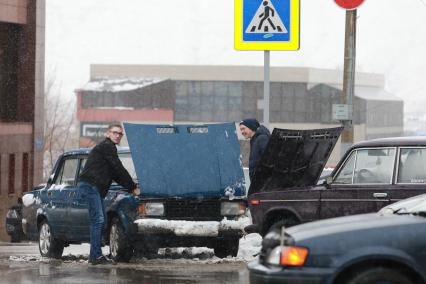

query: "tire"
left=214, top=237, right=239, bottom=258
left=38, top=220, right=64, bottom=259
left=11, top=232, right=22, bottom=243
left=345, top=267, right=413, bottom=284
left=109, top=217, right=133, bottom=262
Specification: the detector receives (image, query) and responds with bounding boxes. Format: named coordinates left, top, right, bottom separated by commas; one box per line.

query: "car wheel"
left=11, top=232, right=22, bottom=243
left=38, top=220, right=64, bottom=259
left=214, top=237, right=239, bottom=258
left=109, top=217, right=133, bottom=262
left=345, top=267, right=413, bottom=284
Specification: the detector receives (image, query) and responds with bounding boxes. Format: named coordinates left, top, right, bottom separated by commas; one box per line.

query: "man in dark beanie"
left=239, top=118, right=271, bottom=180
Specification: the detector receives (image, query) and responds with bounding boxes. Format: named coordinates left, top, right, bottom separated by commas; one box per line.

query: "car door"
left=320, top=147, right=396, bottom=219
left=67, top=157, right=91, bottom=240
left=390, top=147, right=426, bottom=202
left=46, top=157, right=79, bottom=238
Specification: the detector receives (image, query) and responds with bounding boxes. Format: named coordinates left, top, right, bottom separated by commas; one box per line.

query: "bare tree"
left=43, top=78, right=78, bottom=178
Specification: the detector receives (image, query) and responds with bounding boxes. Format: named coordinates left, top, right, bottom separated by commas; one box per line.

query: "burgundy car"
left=249, top=128, right=426, bottom=236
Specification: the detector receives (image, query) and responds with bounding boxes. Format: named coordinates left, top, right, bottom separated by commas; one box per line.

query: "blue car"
left=22, top=123, right=248, bottom=261
left=248, top=193, right=426, bottom=284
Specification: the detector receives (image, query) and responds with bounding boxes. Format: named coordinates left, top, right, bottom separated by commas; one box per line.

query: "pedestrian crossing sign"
left=234, top=0, right=300, bottom=50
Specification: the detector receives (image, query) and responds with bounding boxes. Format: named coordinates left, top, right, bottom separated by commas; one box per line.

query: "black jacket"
left=249, top=125, right=271, bottom=179
left=79, top=138, right=136, bottom=198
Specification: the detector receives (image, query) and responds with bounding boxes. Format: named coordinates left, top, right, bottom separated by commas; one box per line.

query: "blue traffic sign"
left=235, top=0, right=300, bottom=50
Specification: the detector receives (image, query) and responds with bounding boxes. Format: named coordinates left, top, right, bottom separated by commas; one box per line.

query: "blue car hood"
left=124, top=122, right=246, bottom=198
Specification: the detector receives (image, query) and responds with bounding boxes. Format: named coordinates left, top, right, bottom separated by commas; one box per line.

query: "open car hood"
left=124, top=122, right=246, bottom=198
left=248, top=127, right=343, bottom=195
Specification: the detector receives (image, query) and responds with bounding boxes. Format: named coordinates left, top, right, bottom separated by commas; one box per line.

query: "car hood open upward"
left=124, top=122, right=246, bottom=198
left=248, top=127, right=343, bottom=195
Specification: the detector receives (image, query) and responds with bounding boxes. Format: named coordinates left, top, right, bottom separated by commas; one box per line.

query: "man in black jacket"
left=239, top=118, right=271, bottom=180
left=78, top=123, right=140, bottom=265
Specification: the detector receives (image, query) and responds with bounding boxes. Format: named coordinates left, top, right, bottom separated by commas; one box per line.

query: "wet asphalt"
left=0, top=242, right=250, bottom=284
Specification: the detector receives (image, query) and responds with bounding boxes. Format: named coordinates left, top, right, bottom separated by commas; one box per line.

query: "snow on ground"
left=8, top=233, right=262, bottom=264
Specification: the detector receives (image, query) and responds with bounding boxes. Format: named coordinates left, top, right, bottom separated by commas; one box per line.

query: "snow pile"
left=9, top=255, right=42, bottom=262
left=237, top=233, right=262, bottom=261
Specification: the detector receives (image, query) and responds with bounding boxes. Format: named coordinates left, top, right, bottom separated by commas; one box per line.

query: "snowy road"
left=0, top=233, right=262, bottom=283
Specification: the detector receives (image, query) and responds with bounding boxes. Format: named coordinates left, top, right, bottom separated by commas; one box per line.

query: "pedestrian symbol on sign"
left=245, top=0, right=288, bottom=35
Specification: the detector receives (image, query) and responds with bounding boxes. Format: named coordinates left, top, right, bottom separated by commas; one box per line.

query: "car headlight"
left=221, top=202, right=246, bottom=216
left=138, top=202, right=164, bottom=216
left=266, top=246, right=309, bottom=267
left=6, top=209, right=18, bottom=219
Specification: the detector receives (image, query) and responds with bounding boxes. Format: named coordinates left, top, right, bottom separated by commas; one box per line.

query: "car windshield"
left=379, top=194, right=426, bottom=216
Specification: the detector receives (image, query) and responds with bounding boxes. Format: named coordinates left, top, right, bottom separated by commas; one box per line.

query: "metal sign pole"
left=341, top=9, right=357, bottom=150
left=263, top=50, right=270, bottom=129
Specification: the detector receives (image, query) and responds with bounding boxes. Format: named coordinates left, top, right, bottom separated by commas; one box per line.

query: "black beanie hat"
left=239, top=118, right=260, bottom=131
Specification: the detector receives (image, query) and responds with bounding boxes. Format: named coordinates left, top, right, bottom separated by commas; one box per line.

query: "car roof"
left=350, top=136, right=426, bottom=149
left=62, top=146, right=130, bottom=157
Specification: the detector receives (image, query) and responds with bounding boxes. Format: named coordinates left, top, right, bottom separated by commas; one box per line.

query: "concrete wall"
left=0, top=0, right=45, bottom=241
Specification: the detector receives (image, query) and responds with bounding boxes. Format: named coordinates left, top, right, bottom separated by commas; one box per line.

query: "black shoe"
left=90, top=255, right=116, bottom=265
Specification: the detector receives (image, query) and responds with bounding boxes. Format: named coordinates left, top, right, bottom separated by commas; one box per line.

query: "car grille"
left=166, top=199, right=221, bottom=221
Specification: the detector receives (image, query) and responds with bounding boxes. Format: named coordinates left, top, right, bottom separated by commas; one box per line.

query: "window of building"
left=0, top=24, right=20, bottom=122
left=8, top=154, right=15, bottom=194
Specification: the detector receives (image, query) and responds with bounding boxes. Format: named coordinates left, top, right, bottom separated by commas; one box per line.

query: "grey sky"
left=46, top=0, right=426, bottom=114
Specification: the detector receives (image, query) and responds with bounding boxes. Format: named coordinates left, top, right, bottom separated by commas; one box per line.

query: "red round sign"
left=334, top=0, right=365, bottom=10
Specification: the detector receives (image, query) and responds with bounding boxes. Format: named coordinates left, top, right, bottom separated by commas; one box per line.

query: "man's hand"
left=132, top=187, right=141, bottom=196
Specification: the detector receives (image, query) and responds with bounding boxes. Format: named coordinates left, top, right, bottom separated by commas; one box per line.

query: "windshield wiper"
left=392, top=207, right=407, bottom=215
left=393, top=209, right=426, bottom=217
left=411, top=211, right=426, bottom=217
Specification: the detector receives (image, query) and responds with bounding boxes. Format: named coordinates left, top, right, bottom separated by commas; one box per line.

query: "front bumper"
left=134, top=216, right=250, bottom=237
left=248, top=260, right=334, bottom=284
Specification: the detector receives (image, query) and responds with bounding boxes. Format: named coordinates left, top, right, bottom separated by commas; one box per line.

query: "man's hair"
left=107, top=123, right=122, bottom=131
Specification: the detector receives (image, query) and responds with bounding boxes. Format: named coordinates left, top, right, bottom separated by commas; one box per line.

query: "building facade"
left=0, top=0, right=45, bottom=241
left=77, top=64, right=403, bottom=166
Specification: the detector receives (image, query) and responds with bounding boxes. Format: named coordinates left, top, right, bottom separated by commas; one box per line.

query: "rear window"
left=397, top=148, right=426, bottom=184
